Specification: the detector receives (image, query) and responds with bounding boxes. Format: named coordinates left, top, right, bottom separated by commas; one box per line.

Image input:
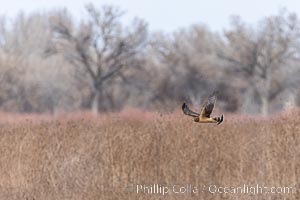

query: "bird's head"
left=194, top=116, right=199, bottom=122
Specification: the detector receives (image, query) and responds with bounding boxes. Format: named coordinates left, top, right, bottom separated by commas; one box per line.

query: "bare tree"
left=49, top=4, right=148, bottom=114
left=217, top=12, right=300, bottom=115
left=1, top=6, right=300, bottom=114
left=146, top=25, right=238, bottom=111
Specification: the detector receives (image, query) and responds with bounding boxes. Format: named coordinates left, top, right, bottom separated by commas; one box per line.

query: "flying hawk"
left=182, top=92, right=224, bottom=125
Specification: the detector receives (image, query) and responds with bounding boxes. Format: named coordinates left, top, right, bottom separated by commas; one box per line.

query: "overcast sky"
left=1, top=0, right=300, bottom=32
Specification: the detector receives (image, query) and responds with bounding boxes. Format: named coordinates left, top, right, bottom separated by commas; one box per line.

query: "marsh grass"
left=0, top=109, right=299, bottom=200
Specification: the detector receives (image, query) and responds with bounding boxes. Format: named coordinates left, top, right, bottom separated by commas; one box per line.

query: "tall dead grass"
left=0, top=109, right=299, bottom=200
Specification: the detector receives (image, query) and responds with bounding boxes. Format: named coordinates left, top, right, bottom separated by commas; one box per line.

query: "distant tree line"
left=0, top=5, right=299, bottom=115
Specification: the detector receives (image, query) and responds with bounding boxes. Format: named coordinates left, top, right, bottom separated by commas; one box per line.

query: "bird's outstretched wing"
left=200, top=91, right=218, bottom=118
left=182, top=103, right=200, bottom=117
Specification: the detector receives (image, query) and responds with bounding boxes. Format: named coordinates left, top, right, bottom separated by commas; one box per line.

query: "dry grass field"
left=0, top=109, right=299, bottom=200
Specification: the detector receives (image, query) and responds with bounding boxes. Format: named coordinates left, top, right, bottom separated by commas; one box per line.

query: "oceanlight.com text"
left=130, top=183, right=296, bottom=196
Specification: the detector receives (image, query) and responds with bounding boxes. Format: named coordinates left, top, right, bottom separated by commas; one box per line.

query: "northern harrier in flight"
left=182, top=92, right=224, bottom=125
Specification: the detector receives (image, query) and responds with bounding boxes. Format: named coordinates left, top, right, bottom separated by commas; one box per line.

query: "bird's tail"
left=214, top=114, right=224, bottom=125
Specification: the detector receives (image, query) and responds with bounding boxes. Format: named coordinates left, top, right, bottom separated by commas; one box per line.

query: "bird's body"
left=194, top=116, right=221, bottom=123
left=182, top=91, right=224, bottom=125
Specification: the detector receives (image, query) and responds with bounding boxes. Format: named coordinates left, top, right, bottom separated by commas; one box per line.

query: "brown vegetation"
left=0, top=110, right=299, bottom=200
left=0, top=3, right=299, bottom=200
